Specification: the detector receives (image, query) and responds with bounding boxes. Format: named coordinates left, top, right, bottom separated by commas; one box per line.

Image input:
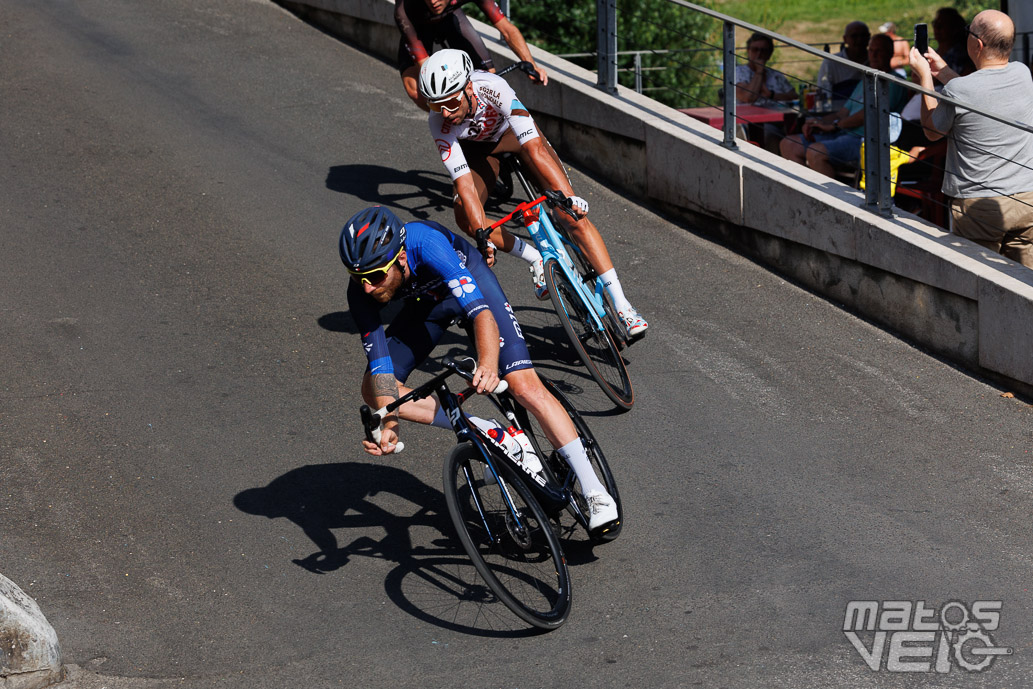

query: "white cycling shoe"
left=530, top=258, right=549, bottom=301
left=619, top=307, right=648, bottom=339
left=585, top=490, right=619, bottom=531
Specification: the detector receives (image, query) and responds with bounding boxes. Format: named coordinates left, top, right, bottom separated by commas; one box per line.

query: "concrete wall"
left=277, top=0, right=1033, bottom=396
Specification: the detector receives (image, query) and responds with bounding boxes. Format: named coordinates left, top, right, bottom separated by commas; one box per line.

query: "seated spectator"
left=735, top=33, right=797, bottom=107
left=817, top=21, right=871, bottom=103
left=879, top=22, right=911, bottom=72
left=933, top=7, right=975, bottom=75
left=780, top=34, right=908, bottom=179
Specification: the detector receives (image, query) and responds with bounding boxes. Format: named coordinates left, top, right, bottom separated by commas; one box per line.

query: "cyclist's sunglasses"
left=429, top=92, right=464, bottom=114
left=348, top=249, right=403, bottom=286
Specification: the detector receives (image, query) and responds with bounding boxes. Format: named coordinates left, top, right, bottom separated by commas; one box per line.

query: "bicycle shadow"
left=513, top=304, right=630, bottom=419
left=325, top=164, right=454, bottom=220
left=233, top=461, right=542, bottom=637
left=316, top=311, right=471, bottom=359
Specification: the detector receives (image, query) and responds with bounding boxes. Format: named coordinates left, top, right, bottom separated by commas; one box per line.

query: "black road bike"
left=360, top=356, right=621, bottom=629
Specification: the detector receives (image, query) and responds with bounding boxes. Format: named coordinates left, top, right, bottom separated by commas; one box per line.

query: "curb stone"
left=0, top=574, right=62, bottom=689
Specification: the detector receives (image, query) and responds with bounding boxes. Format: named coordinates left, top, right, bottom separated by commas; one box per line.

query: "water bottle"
left=818, top=72, right=832, bottom=113
left=507, top=426, right=543, bottom=473
left=470, top=417, right=521, bottom=459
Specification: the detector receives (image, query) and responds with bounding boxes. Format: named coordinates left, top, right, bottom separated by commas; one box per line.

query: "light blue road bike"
left=482, top=190, right=634, bottom=410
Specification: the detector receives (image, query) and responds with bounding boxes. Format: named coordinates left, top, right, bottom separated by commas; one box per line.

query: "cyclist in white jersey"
left=418, top=49, right=648, bottom=338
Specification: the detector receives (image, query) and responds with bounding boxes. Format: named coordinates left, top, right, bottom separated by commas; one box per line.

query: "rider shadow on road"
left=326, top=164, right=454, bottom=220
left=233, top=461, right=451, bottom=574
left=234, top=462, right=547, bottom=636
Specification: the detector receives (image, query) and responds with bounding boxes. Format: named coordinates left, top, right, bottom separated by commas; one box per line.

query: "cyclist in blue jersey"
left=340, top=205, right=619, bottom=530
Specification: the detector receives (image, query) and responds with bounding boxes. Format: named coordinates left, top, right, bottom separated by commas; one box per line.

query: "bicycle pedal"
left=588, top=519, right=621, bottom=542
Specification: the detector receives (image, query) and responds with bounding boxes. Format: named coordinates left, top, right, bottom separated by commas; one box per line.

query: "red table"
left=679, top=104, right=792, bottom=129
left=679, top=104, right=798, bottom=148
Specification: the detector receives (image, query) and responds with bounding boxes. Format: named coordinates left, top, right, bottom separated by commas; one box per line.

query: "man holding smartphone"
left=910, top=9, right=1033, bottom=268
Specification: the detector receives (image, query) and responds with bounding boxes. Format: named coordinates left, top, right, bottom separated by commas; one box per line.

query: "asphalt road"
left=2, top=1, right=1032, bottom=687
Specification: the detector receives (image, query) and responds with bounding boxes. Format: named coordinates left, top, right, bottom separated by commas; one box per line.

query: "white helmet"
left=418, top=49, right=473, bottom=102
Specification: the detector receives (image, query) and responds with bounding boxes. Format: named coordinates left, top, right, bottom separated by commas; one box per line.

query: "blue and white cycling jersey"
left=347, top=220, right=532, bottom=380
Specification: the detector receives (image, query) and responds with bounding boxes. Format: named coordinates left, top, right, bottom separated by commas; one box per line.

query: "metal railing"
left=593, top=0, right=1033, bottom=221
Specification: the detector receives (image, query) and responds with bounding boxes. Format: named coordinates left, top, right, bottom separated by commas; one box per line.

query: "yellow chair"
left=859, top=142, right=911, bottom=196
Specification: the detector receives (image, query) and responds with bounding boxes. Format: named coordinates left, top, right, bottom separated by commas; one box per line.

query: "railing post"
left=721, top=20, right=737, bottom=148
left=862, top=73, right=892, bottom=216
left=596, top=0, right=617, bottom=94
left=634, top=52, right=643, bottom=94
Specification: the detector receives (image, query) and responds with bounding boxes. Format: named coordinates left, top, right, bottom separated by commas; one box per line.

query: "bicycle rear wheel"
left=513, top=377, right=623, bottom=542
left=443, top=443, right=571, bottom=630
left=544, top=258, right=634, bottom=410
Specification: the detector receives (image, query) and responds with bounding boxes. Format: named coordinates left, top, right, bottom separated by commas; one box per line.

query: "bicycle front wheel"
left=544, top=258, right=634, bottom=410
left=443, top=443, right=571, bottom=630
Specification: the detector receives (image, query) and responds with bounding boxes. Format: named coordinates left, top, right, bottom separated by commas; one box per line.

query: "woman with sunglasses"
left=417, top=48, right=648, bottom=339
left=339, top=205, right=620, bottom=531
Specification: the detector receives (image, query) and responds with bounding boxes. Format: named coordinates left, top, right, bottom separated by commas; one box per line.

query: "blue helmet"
left=339, top=206, right=406, bottom=272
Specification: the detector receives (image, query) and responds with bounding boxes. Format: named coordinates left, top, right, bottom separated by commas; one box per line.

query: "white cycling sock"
left=557, top=438, right=607, bottom=495
left=507, top=236, right=542, bottom=264
left=599, top=268, right=633, bottom=313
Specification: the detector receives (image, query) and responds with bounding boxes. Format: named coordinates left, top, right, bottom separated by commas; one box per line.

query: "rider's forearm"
left=364, top=372, right=437, bottom=424
left=497, top=19, right=535, bottom=66
left=367, top=372, right=401, bottom=416
left=455, top=176, right=489, bottom=232
left=471, top=310, right=500, bottom=373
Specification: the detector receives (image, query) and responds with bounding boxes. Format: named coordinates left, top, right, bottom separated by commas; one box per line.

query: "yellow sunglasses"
left=348, top=249, right=403, bottom=286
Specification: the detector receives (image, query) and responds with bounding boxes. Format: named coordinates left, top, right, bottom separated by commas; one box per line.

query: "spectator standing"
left=816, top=21, right=871, bottom=103
left=734, top=33, right=796, bottom=106
left=911, top=10, right=1033, bottom=268
left=781, top=34, right=908, bottom=179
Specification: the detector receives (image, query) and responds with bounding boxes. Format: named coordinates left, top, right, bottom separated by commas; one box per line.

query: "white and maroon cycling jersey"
left=428, top=71, right=539, bottom=181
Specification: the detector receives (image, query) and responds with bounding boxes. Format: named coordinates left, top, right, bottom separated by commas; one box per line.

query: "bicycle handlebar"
left=359, top=356, right=508, bottom=453
left=497, top=61, right=539, bottom=82
left=487, top=189, right=579, bottom=231
left=474, top=227, right=493, bottom=258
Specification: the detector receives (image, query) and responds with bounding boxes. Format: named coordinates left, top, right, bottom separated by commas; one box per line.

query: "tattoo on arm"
left=372, top=373, right=400, bottom=401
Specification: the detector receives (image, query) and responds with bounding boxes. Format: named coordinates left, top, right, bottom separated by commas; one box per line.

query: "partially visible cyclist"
left=340, top=205, right=619, bottom=531
left=396, top=0, right=547, bottom=112
left=417, top=49, right=648, bottom=338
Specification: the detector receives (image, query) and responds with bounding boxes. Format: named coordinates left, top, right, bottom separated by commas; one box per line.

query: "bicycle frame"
left=495, top=196, right=611, bottom=336
left=359, top=358, right=573, bottom=524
